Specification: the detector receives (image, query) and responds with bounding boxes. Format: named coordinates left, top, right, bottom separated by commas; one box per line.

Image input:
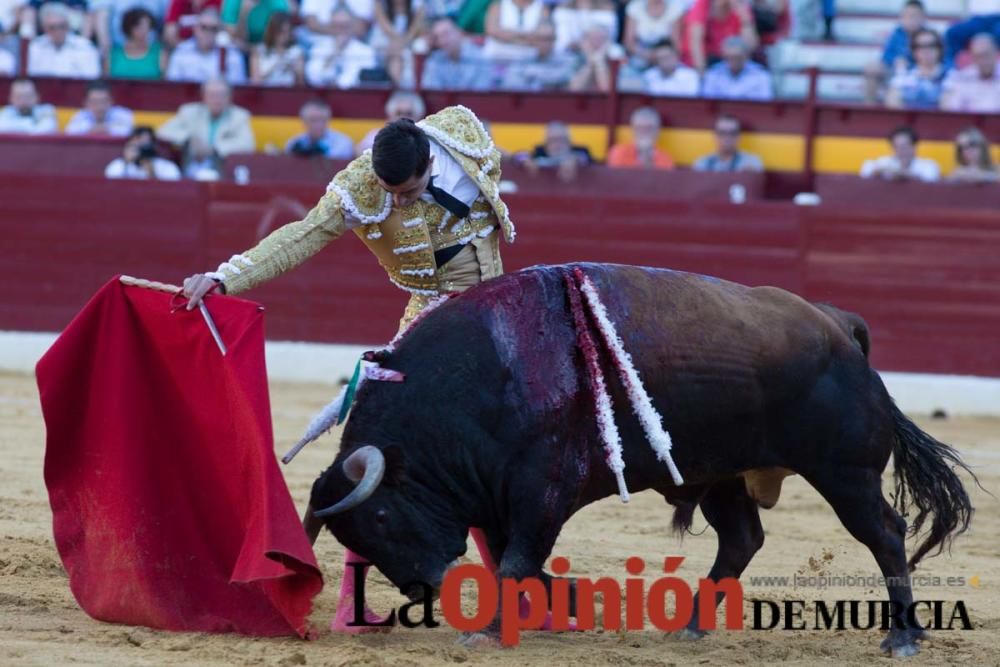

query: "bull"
left=307, top=263, right=975, bottom=656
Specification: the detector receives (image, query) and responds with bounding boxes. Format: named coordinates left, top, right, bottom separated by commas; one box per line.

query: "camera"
left=137, top=144, right=159, bottom=161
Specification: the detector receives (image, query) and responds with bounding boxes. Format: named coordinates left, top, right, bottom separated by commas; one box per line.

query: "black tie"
left=425, top=176, right=471, bottom=219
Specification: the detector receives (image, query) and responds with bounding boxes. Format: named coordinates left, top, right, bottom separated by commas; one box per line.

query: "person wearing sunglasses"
left=165, top=6, right=246, bottom=83
left=886, top=27, right=948, bottom=110
left=26, top=1, right=100, bottom=78
left=948, top=127, right=999, bottom=184
left=693, top=114, right=764, bottom=172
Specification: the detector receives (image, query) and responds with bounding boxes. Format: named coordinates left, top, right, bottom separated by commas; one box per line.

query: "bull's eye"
left=375, top=509, right=388, bottom=525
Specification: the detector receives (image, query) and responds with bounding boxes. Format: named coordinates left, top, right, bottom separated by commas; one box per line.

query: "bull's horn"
left=314, top=446, right=385, bottom=517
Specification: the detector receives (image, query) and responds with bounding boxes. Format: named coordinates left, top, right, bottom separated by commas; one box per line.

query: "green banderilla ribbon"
left=337, top=358, right=363, bottom=425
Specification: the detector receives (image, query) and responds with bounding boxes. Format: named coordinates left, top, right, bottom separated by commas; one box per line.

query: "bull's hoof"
left=458, top=631, right=502, bottom=648
left=330, top=599, right=394, bottom=634
left=880, top=632, right=921, bottom=658
left=674, top=627, right=706, bottom=641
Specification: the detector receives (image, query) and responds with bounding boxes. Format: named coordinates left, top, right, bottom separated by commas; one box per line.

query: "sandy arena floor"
left=1, top=371, right=998, bottom=666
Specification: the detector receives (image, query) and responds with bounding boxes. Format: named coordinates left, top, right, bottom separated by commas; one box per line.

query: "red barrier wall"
left=3, top=173, right=999, bottom=377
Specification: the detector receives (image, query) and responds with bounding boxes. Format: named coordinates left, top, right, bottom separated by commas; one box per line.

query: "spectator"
left=943, top=2, right=1000, bottom=64
left=65, top=80, right=134, bottom=136
left=300, top=0, right=376, bottom=44
left=23, top=0, right=91, bottom=39
left=250, top=11, right=304, bottom=85
left=642, top=38, right=699, bottom=96
left=483, top=0, right=548, bottom=63
left=105, top=125, right=182, bottom=179
left=552, top=0, right=618, bottom=54
left=166, top=7, right=246, bottom=83
left=305, top=8, right=377, bottom=88
left=0, top=0, right=31, bottom=38
left=164, top=0, right=222, bottom=47
left=356, top=90, right=425, bottom=152
left=886, top=27, right=947, bottom=110
left=0, top=78, right=57, bottom=134
left=860, top=126, right=940, bottom=182
left=821, top=0, right=835, bottom=41
left=568, top=23, right=623, bottom=92
left=681, top=0, right=757, bottom=72
left=500, top=20, right=578, bottom=90
left=752, top=0, right=789, bottom=46
left=607, top=106, right=675, bottom=169
left=702, top=35, right=773, bottom=99
left=623, top=0, right=687, bottom=68
left=372, top=0, right=426, bottom=86
left=422, top=16, right=493, bottom=90
left=949, top=127, right=999, bottom=183
left=940, top=33, right=1000, bottom=113
left=693, top=114, right=764, bottom=172
left=286, top=100, right=354, bottom=159
left=520, top=120, right=593, bottom=183
left=156, top=78, right=255, bottom=176
left=881, top=0, right=928, bottom=73
left=221, top=0, right=288, bottom=46
left=109, top=7, right=164, bottom=80
left=0, top=41, right=14, bottom=76
left=27, top=2, right=101, bottom=79
left=92, top=0, right=167, bottom=53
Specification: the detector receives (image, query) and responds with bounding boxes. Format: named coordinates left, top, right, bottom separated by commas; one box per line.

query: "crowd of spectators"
left=867, top=0, right=1000, bottom=113
left=0, top=0, right=998, bottom=186
left=0, top=0, right=794, bottom=98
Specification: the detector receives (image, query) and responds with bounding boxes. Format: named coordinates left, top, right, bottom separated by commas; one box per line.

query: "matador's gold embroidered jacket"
left=208, top=105, right=515, bottom=297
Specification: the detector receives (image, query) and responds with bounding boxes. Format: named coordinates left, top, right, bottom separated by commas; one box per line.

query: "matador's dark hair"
left=372, top=118, right=431, bottom=186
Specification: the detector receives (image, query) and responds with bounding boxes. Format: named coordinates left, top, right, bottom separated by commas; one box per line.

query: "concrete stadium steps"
left=836, top=0, right=966, bottom=16
left=773, top=41, right=881, bottom=72
left=834, top=15, right=954, bottom=44
left=777, top=71, right=867, bottom=101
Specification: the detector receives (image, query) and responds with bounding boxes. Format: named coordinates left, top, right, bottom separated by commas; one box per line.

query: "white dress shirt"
left=65, top=106, right=135, bottom=137
left=165, top=38, right=247, bottom=84
left=421, top=138, right=480, bottom=208
left=0, top=104, right=58, bottom=134
left=305, top=37, right=376, bottom=89
left=860, top=155, right=941, bottom=182
left=27, top=34, right=101, bottom=79
left=105, top=157, right=182, bottom=180
left=643, top=65, right=700, bottom=97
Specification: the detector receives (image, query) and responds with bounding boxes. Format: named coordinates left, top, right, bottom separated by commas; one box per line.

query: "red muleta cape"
left=36, top=277, right=323, bottom=637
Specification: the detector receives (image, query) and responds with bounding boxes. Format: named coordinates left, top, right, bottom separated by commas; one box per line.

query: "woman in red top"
left=164, top=0, right=223, bottom=47
left=681, top=0, right=757, bottom=71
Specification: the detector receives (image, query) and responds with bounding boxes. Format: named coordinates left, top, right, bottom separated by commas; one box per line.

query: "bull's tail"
left=889, top=401, right=978, bottom=570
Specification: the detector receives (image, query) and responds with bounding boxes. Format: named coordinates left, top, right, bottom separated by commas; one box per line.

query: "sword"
left=199, top=301, right=227, bottom=355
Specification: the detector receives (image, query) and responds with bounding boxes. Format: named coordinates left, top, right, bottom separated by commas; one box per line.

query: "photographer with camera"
left=104, top=126, right=182, bottom=180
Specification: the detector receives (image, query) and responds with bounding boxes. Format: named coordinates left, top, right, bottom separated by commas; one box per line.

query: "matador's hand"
left=182, top=274, right=222, bottom=311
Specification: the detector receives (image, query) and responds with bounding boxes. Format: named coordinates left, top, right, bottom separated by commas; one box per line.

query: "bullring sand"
left=2, top=372, right=998, bottom=666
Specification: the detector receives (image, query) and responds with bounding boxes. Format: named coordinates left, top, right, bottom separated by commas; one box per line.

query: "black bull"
left=308, top=263, right=975, bottom=655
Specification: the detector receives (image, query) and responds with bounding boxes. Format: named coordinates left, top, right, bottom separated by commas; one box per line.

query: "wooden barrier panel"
left=1, top=174, right=998, bottom=376
left=814, top=173, right=1000, bottom=209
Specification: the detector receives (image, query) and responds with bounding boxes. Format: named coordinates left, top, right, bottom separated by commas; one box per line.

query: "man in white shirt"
left=300, top=0, right=375, bottom=42
left=105, top=126, right=183, bottom=180
left=701, top=36, right=773, bottom=101
left=165, top=7, right=247, bottom=84
left=940, top=33, right=1000, bottom=113
left=0, top=78, right=58, bottom=134
left=65, top=81, right=135, bottom=137
left=27, top=2, right=100, bottom=79
left=642, top=39, right=700, bottom=97
left=860, top=126, right=940, bottom=182
left=305, top=8, right=376, bottom=88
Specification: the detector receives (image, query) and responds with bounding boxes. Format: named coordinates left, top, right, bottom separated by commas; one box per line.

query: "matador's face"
left=377, top=155, right=435, bottom=208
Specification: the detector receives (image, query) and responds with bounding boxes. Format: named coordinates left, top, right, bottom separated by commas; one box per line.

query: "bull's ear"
left=382, top=445, right=407, bottom=486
